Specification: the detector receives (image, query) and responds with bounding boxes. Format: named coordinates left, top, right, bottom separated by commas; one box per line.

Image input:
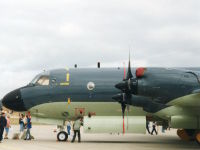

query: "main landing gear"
left=196, top=132, right=200, bottom=145
left=177, top=129, right=200, bottom=145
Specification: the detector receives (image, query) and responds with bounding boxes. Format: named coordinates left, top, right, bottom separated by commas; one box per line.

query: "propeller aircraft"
left=1, top=58, right=200, bottom=144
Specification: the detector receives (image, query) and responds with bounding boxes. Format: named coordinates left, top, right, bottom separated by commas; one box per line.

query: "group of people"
left=66, top=116, right=83, bottom=143
left=19, top=112, right=32, bottom=140
left=0, top=111, right=32, bottom=143
left=0, top=110, right=83, bottom=143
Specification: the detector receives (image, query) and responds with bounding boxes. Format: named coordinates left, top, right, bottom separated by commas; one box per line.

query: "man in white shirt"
left=71, top=117, right=83, bottom=143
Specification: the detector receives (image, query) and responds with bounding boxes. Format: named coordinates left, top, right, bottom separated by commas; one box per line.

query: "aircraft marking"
left=60, top=73, right=70, bottom=86
left=67, top=98, right=71, bottom=104
left=87, top=82, right=95, bottom=91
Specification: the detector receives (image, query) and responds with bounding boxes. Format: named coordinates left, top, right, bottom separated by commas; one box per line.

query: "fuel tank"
left=84, top=116, right=146, bottom=134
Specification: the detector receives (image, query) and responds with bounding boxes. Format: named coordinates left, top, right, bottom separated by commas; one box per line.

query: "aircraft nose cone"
left=2, top=89, right=27, bottom=111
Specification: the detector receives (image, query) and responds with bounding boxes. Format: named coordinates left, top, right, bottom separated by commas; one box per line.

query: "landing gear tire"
left=57, top=131, right=68, bottom=142
left=177, top=129, right=195, bottom=141
left=195, top=132, right=200, bottom=145
left=177, top=129, right=190, bottom=141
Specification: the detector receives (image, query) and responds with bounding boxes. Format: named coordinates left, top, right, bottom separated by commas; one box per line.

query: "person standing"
left=4, top=115, right=11, bottom=139
left=19, top=114, right=25, bottom=137
left=25, top=112, right=32, bottom=140
left=146, top=120, right=150, bottom=134
left=67, top=121, right=71, bottom=136
left=19, top=114, right=25, bottom=132
left=151, top=121, right=158, bottom=135
left=71, top=117, right=83, bottom=143
left=0, top=112, right=7, bottom=143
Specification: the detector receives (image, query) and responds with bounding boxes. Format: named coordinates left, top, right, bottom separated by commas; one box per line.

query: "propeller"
left=112, top=53, right=134, bottom=134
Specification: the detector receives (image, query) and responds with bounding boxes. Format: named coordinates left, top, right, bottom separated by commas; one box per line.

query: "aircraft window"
left=51, top=78, right=56, bottom=84
left=36, top=76, right=49, bottom=86
left=30, top=75, right=40, bottom=84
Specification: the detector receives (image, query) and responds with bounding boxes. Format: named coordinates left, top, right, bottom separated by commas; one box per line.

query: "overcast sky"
left=0, top=0, right=200, bottom=97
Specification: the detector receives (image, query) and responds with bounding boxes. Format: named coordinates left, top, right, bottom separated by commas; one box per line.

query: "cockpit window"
left=29, top=75, right=50, bottom=86
left=30, top=75, right=40, bottom=85
left=36, top=76, right=49, bottom=86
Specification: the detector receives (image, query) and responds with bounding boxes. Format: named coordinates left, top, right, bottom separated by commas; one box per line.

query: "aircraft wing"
left=167, top=93, right=200, bottom=107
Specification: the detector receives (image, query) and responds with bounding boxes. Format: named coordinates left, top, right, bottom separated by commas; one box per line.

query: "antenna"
left=97, top=62, right=100, bottom=68
left=74, top=64, right=77, bottom=68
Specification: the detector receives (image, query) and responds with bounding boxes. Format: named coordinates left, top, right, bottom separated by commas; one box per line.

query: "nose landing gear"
left=56, top=125, right=68, bottom=142
left=57, top=131, right=68, bottom=141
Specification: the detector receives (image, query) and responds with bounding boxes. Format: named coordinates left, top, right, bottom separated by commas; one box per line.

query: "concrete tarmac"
left=0, top=125, right=199, bottom=150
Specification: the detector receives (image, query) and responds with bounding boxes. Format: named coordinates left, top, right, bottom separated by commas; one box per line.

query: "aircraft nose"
left=2, top=89, right=27, bottom=111
left=0, top=99, right=2, bottom=111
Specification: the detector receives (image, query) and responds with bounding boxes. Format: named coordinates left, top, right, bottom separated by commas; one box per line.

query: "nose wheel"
left=57, top=131, right=68, bottom=142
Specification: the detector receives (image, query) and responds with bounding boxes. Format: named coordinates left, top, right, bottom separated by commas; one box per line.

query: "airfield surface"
left=0, top=125, right=199, bottom=150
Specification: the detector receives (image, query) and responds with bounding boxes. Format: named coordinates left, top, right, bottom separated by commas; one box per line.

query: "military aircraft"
left=1, top=60, right=200, bottom=144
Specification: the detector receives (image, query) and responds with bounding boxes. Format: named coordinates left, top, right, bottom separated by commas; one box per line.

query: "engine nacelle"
left=171, top=116, right=200, bottom=129
left=84, top=116, right=146, bottom=134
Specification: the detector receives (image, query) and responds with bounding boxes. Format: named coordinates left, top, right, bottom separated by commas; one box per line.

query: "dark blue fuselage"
left=2, top=67, right=200, bottom=113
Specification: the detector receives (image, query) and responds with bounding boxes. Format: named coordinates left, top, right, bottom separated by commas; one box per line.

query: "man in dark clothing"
left=151, top=121, right=158, bottom=135
left=0, top=112, right=7, bottom=142
left=146, top=121, right=150, bottom=134
left=25, top=112, right=32, bottom=140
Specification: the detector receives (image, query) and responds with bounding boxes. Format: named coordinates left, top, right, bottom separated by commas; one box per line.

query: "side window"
left=36, top=76, right=49, bottom=86
left=51, top=78, right=56, bottom=84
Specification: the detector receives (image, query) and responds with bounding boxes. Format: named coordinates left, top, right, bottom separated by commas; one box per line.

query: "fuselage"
left=2, top=67, right=200, bottom=121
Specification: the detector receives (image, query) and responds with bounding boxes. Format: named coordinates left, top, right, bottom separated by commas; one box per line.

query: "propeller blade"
left=128, top=79, right=131, bottom=90
left=123, top=117, right=125, bottom=134
left=126, top=51, right=133, bottom=80
left=121, top=102, right=126, bottom=134
left=126, top=104, right=130, bottom=130
left=121, top=103, right=126, bottom=118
